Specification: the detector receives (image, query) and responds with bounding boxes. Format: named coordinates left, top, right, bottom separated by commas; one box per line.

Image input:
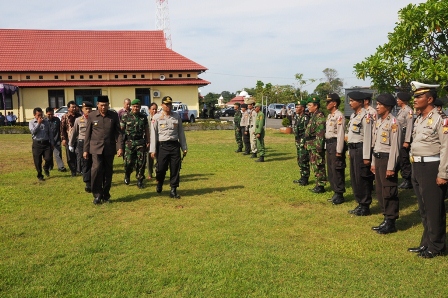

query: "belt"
left=306, top=136, right=316, bottom=141
left=373, top=152, right=389, bottom=159
left=33, top=139, right=49, bottom=144
left=410, top=155, right=440, bottom=163
left=348, top=142, right=363, bottom=149
left=325, top=138, right=337, bottom=144
left=160, top=140, right=178, bottom=144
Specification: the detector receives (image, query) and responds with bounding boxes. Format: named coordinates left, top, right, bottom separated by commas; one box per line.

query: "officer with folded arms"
left=407, top=81, right=448, bottom=258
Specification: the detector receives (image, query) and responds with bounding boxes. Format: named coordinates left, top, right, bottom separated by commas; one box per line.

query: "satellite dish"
left=160, top=75, right=166, bottom=81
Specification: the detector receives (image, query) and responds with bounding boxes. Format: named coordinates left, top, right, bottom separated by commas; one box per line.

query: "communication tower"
left=155, top=0, right=172, bottom=49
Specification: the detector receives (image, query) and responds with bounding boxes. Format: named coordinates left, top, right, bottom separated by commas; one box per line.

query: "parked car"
left=267, top=104, right=285, bottom=119
left=219, top=106, right=235, bottom=117
left=54, top=106, right=68, bottom=119
left=172, top=102, right=197, bottom=123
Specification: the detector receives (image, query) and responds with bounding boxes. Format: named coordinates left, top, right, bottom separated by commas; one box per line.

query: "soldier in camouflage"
left=233, top=102, right=243, bottom=152
left=305, top=97, right=327, bottom=193
left=293, top=100, right=310, bottom=185
left=119, top=99, right=150, bottom=189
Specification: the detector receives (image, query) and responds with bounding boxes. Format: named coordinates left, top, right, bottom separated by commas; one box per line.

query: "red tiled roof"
left=0, top=29, right=208, bottom=72
left=12, top=79, right=210, bottom=87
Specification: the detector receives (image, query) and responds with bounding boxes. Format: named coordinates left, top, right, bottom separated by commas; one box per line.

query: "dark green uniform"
left=254, top=109, right=265, bottom=159
left=234, top=109, right=243, bottom=152
left=294, top=112, right=310, bottom=181
left=305, top=109, right=327, bottom=187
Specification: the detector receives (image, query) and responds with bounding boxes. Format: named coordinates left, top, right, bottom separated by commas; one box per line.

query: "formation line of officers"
left=29, top=95, right=187, bottom=205
left=291, top=80, right=447, bottom=259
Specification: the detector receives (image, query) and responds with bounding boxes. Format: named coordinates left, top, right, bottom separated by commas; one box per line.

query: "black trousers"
left=156, top=141, right=181, bottom=188
left=374, top=157, right=399, bottom=219
left=326, top=142, right=346, bottom=194
left=412, top=162, right=447, bottom=253
left=240, top=126, right=250, bottom=154
left=32, top=140, right=52, bottom=178
left=398, top=146, right=412, bottom=179
left=91, top=154, right=115, bottom=200
left=78, top=140, right=91, bottom=187
left=65, top=144, right=77, bottom=174
left=349, top=147, right=373, bottom=206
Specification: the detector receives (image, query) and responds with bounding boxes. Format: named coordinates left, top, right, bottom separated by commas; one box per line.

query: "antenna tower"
left=155, top=0, right=172, bottom=49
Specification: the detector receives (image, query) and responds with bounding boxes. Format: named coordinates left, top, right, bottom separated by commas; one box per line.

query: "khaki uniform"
left=396, top=105, right=414, bottom=180
left=240, top=110, right=250, bottom=154
left=70, top=115, right=91, bottom=188
left=248, top=109, right=258, bottom=154
left=325, top=110, right=346, bottom=194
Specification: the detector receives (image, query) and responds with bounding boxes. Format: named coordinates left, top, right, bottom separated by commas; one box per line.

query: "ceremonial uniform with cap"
left=293, top=100, right=310, bottom=185
left=325, top=94, right=346, bottom=204
left=395, top=92, right=414, bottom=189
left=83, top=95, right=122, bottom=204
left=347, top=91, right=374, bottom=216
left=239, top=104, right=251, bottom=155
left=120, top=99, right=150, bottom=189
left=70, top=101, right=94, bottom=192
left=408, top=81, right=448, bottom=258
left=233, top=102, right=243, bottom=152
left=247, top=100, right=258, bottom=158
left=371, top=94, right=401, bottom=234
left=305, top=97, right=327, bottom=193
left=150, top=96, right=187, bottom=198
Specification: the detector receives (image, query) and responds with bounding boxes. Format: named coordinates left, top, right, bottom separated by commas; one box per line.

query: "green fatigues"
left=255, top=110, right=265, bottom=157
left=325, top=110, right=346, bottom=194
left=120, top=112, right=149, bottom=180
left=305, top=109, right=326, bottom=187
left=293, top=112, right=310, bottom=179
left=234, top=109, right=243, bottom=150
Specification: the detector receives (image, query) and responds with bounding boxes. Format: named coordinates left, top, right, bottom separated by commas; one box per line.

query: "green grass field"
left=1, top=130, right=447, bottom=297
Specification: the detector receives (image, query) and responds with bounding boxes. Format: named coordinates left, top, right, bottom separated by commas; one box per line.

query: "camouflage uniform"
left=305, top=109, right=327, bottom=187
left=234, top=108, right=243, bottom=151
left=120, top=111, right=149, bottom=181
left=293, top=112, right=310, bottom=181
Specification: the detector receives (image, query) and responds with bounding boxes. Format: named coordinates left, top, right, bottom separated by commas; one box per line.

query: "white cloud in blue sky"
left=0, top=0, right=424, bottom=95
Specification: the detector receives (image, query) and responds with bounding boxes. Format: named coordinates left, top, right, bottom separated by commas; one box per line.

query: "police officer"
left=70, top=101, right=93, bottom=192
left=233, top=102, right=243, bottom=152
left=434, top=98, right=447, bottom=118
left=325, top=94, right=346, bottom=204
left=408, top=81, right=448, bottom=258
left=305, top=97, right=326, bottom=193
left=240, top=103, right=251, bottom=155
left=120, top=99, right=150, bottom=189
left=293, top=101, right=310, bottom=185
left=254, top=103, right=265, bottom=162
left=61, top=101, right=80, bottom=177
left=247, top=100, right=258, bottom=158
left=347, top=91, right=374, bottom=216
left=396, top=92, right=414, bottom=189
left=364, top=92, right=377, bottom=127
left=370, top=94, right=401, bottom=234
left=83, top=96, right=122, bottom=205
left=150, top=96, right=187, bottom=199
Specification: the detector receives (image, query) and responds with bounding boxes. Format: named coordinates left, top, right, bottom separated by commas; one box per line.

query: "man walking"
left=61, top=101, right=80, bottom=177
left=46, top=107, right=66, bottom=172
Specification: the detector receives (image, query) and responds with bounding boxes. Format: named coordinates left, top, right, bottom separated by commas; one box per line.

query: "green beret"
left=162, top=96, right=173, bottom=104
left=307, top=97, right=320, bottom=104
left=298, top=100, right=307, bottom=106
left=255, top=103, right=262, bottom=108
left=131, top=99, right=141, bottom=105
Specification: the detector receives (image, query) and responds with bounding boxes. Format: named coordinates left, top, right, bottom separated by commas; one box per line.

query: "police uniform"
left=83, top=96, right=121, bottom=204
left=293, top=101, right=310, bottom=185
left=395, top=92, right=414, bottom=189
left=233, top=103, right=243, bottom=152
left=150, top=96, right=187, bottom=199
left=347, top=91, right=373, bottom=216
left=239, top=104, right=251, bottom=155
left=247, top=100, right=258, bottom=158
left=254, top=103, right=265, bottom=162
left=120, top=99, right=150, bottom=189
left=70, top=101, right=93, bottom=192
left=408, top=81, right=448, bottom=258
left=29, top=108, right=54, bottom=181
left=325, top=94, right=346, bottom=204
left=371, top=94, right=401, bottom=234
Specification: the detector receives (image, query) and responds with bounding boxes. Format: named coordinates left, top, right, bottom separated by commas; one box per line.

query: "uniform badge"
left=427, top=112, right=433, bottom=126
left=337, top=115, right=342, bottom=125
left=409, top=110, right=413, bottom=119
left=366, top=113, right=370, bottom=124
left=382, top=137, right=387, bottom=142
left=391, top=118, right=397, bottom=133
left=443, top=118, right=448, bottom=134
left=381, top=132, right=387, bottom=137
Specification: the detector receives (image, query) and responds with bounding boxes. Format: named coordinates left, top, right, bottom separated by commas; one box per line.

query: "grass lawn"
left=1, top=130, right=447, bottom=297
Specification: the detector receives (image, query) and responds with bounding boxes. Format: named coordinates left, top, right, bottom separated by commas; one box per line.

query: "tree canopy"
left=354, top=0, right=448, bottom=93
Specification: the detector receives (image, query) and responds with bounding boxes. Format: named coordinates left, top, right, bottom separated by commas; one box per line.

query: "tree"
left=354, top=0, right=448, bottom=93
left=322, top=68, right=343, bottom=95
left=295, top=73, right=316, bottom=100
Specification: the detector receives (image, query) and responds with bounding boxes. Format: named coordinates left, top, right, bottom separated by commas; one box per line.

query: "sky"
left=0, top=0, right=425, bottom=96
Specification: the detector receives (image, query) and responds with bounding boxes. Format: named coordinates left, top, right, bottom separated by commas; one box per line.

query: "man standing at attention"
left=325, top=94, right=346, bottom=204
left=247, top=100, right=258, bottom=158
left=147, top=102, right=158, bottom=179
left=46, top=107, right=66, bottom=172
left=408, top=81, right=448, bottom=258
left=29, top=107, right=54, bottom=181
left=60, top=101, right=80, bottom=177
left=120, top=99, right=150, bottom=189
left=233, top=102, right=243, bottom=153
left=305, top=97, right=326, bottom=193
left=395, top=92, right=414, bottom=189
left=239, top=103, right=251, bottom=155
left=83, top=96, right=122, bottom=205
left=150, top=96, right=187, bottom=199
left=347, top=91, right=373, bottom=216
left=370, top=94, right=401, bottom=234
left=254, top=103, right=265, bottom=162
left=293, top=101, right=310, bottom=186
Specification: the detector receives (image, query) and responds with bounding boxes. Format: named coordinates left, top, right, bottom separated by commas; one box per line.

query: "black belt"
left=160, top=140, right=178, bottom=144
left=373, top=152, right=389, bottom=159
left=33, top=139, right=49, bottom=144
left=306, top=136, right=316, bottom=141
left=325, top=138, right=337, bottom=144
left=126, top=135, right=143, bottom=141
left=348, top=142, right=363, bottom=149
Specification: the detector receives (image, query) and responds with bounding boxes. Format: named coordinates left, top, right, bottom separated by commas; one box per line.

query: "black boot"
left=298, top=177, right=309, bottom=186
left=250, top=153, right=257, bottom=158
left=309, top=185, right=325, bottom=194
left=170, top=187, right=180, bottom=199
left=348, top=204, right=362, bottom=214
left=156, top=181, right=163, bottom=193
left=137, top=178, right=144, bottom=189
left=327, top=193, right=338, bottom=202
left=372, top=217, right=387, bottom=231
left=398, top=179, right=413, bottom=189
left=243, top=151, right=250, bottom=155
left=353, top=205, right=371, bottom=216
left=377, top=219, right=397, bottom=234
left=124, top=172, right=131, bottom=185
left=332, top=193, right=345, bottom=205
left=235, top=148, right=243, bottom=153
left=255, top=156, right=264, bottom=162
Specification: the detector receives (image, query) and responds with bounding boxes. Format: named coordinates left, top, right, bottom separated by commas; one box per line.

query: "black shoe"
left=348, top=205, right=361, bottom=214
left=255, top=156, right=264, bottom=162
left=408, top=245, right=427, bottom=253
left=250, top=153, right=257, bottom=158
left=309, top=186, right=325, bottom=194
left=332, top=194, right=345, bottom=205
left=85, top=187, right=92, bottom=193
left=137, top=179, right=144, bottom=189
left=44, top=169, right=50, bottom=177
left=124, top=175, right=130, bottom=185
left=297, top=178, right=309, bottom=186
left=353, top=206, right=371, bottom=216
left=156, top=182, right=163, bottom=193
left=243, top=152, right=250, bottom=155
left=58, top=167, right=67, bottom=172
left=38, top=176, right=45, bottom=181
left=377, top=219, right=397, bottom=234
left=235, top=148, right=243, bottom=153
left=418, top=250, right=444, bottom=258
left=372, top=219, right=387, bottom=231
left=398, top=179, right=413, bottom=189
left=93, top=197, right=102, bottom=205
left=170, top=187, right=180, bottom=199
left=71, top=172, right=77, bottom=177
left=327, top=193, right=338, bottom=202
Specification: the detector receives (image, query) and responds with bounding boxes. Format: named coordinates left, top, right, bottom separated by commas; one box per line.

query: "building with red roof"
left=0, top=29, right=209, bottom=121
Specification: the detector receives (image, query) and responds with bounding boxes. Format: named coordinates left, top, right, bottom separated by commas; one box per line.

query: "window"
left=169, top=74, right=173, bottom=78
left=123, top=75, right=127, bottom=79
left=39, top=75, right=43, bottom=79
left=0, top=93, right=13, bottom=110
left=80, top=75, right=84, bottom=79
left=48, top=90, right=65, bottom=108
left=115, top=75, right=119, bottom=79
left=74, top=89, right=101, bottom=106
left=98, top=75, right=102, bottom=79
left=187, top=74, right=191, bottom=78
left=26, top=76, right=30, bottom=80
left=141, top=74, right=145, bottom=78
left=54, top=75, right=59, bottom=79
left=178, top=74, right=182, bottom=78
left=8, top=76, right=12, bottom=79
left=135, top=88, right=150, bottom=106
left=132, top=75, right=136, bottom=78
left=0, top=76, right=2, bottom=79
left=89, top=75, right=93, bottom=79
left=71, top=75, right=75, bottom=79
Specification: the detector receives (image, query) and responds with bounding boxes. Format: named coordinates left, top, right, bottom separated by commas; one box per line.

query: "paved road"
left=220, top=116, right=283, bottom=129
